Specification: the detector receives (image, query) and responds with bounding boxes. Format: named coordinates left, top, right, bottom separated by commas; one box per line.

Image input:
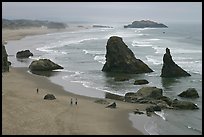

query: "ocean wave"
left=186, top=126, right=202, bottom=134
left=37, top=38, right=99, bottom=53
left=82, top=49, right=105, bottom=55
left=29, top=56, right=43, bottom=60
left=70, top=71, right=84, bottom=77
left=146, top=55, right=162, bottom=65
left=144, top=119, right=159, bottom=135
left=154, top=110, right=167, bottom=121
left=70, top=80, right=92, bottom=88
left=132, top=40, right=152, bottom=47
left=94, top=55, right=106, bottom=64
left=152, top=46, right=202, bottom=55
left=148, top=38, right=161, bottom=41
left=176, top=61, right=202, bottom=75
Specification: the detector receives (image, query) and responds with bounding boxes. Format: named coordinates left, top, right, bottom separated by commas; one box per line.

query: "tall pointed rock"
left=102, top=36, right=153, bottom=74
left=160, top=48, right=191, bottom=77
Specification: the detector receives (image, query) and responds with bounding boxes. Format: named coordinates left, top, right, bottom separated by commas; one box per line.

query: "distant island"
left=124, top=20, right=168, bottom=28
left=92, top=25, right=113, bottom=28
left=2, top=18, right=68, bottom=29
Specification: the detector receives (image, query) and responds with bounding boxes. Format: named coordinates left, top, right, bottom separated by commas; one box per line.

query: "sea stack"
left=124, top=20, right=168, bottom=28
left=2, top=44, right=9, bottom=72
left=160, top=48, right=191, bottom=77
left=102, top=36, right=153, bottom=74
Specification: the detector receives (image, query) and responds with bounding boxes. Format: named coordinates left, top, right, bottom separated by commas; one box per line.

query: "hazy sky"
left=2, top=2, right=202, bottom=24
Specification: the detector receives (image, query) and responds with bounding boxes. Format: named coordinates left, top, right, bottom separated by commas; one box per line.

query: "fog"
left=2, top=2, right=202, bottom=24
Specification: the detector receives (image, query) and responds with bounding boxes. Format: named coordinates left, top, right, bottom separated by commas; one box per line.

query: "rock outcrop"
left=124, top=86, right=199, bottom=110
left=29, top=59, right=64, bottom=71
left=178, top=88, right=199, bottom=98
left=44, top=94, right=56, bottom=100
left=160, top=48, right=191, bottom=77
left=171, top=99, right=199, bottom=109
left=124, top=20, right=168, bottom=28
left=102, top=36, right=153, bottom=74
left=16, top=50, right=33, bottom=58
left=2, top=44, right=9, bottom=72
left=134, top=79, right=149, bottom=85
left=125, top=87, right=163, bottom=103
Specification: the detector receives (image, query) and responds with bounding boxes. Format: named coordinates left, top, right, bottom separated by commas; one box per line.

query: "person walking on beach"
left=37, top=88, right=39, bottom=94
left=75, top=98, right=77, bottom=105
left=70, top=98, right=73, bottom=105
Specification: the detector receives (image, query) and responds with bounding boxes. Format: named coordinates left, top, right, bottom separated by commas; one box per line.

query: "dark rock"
left=146, top=106, right=154, bottom=113
left=2, top=44, right=9, bottom=72
left=44, top=94, right=56, bottom=100
left=125, top=87, right=163, bottom=103
left=172, top=99, right=199, bottom=110
left=102, top=36, right=153, bottom=74
left=124, top=20, right=168, bottom=28
left=178, top=88, right=199, bottom=98
left=157, top=96, right=172, bottom=106
left=106, top=102, right=116, bottom=108
left=133, top=109, right=144, bottom=115
left=29, top=59, right=64, bottom=71
left=160, top=48, right=191, bottom=77
left=16, top=50, right=33, bottom=58
left=134, top=79, right=149, bottom=85
left=105, top=92, right=124, bottom=101
left=146, top=105, right=161, bottom=114
left=136, top=87, right=163, bottom=99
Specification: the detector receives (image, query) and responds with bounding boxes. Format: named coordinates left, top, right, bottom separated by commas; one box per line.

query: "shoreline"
left=2, top=27, right=150, bottom=135
left=2, top=26, right=91, bottom=41
left=2, top=67, right=150, bottom=135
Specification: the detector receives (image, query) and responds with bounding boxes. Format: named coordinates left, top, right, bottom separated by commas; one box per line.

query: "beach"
left=2, top=27, right=150, bottom=135
left=2, top=67, right=150, bottom=135
left=2, top=26, right=90, bottom=41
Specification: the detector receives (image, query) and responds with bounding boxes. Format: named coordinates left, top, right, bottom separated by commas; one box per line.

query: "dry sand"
left=2, top=26, right=90, bottom=41
left=2, top=67, right=150, bottom=135
left=2, top=27, right=150, bottom=135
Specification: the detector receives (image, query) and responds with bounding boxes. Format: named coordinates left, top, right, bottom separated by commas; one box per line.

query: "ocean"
left=6, top=22, right=202, bottom=135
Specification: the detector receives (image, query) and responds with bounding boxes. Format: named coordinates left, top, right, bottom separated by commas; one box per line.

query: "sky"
left=2, top=2, right=202, bottom=24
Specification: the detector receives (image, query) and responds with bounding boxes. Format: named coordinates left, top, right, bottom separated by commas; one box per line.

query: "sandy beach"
left=2, top=26, right=90, bottom=41
left=2, top=27, right=151, bottom=135
left=2, top=67, right=151, bottom=135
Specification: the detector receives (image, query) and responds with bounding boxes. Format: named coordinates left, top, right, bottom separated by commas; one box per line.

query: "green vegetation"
left=2, top=18, right=67, bottom=29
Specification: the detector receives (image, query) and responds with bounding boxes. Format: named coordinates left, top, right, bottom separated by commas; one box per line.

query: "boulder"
left=16, top=50, right=33, bottom=58
left=146, top=105, right=162, bottom=112
left=160, top=48, right=191, bottom=77
left=44, top=94, right=56, bottom=100
left=136, top=87, right=163, bottom=99
left=171, top=99, right=199, bottom=110
left=124, top=20, right=168, bottom=28
left=2, top=44, right=9, bottom=72
left=29, top=59, right=64, bottom=71
left=178, top=88, right=199, bottom=98
left=133, top=109, right=144, bottom=115
left=134, top=79, right=149, bottom=85
left=102, top=36, right=153, bottom=74
left=106, top=102, right=116, bottom=108
left=125, top=87, right=163, bottom=103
